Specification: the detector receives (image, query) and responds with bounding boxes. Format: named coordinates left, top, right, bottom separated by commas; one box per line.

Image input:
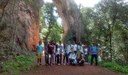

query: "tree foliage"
left=80, top=0, right=128, bottom=63
left=40, top=2, right=63, bottom=43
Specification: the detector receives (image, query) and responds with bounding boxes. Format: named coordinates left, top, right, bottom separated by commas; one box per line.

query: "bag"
left=98, top=56, right=102, bottom=62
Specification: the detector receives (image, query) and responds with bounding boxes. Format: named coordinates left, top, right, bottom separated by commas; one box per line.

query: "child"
left=37, top=41, right=44, bottom=65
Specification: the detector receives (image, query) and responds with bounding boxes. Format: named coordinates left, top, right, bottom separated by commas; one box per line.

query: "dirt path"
left=22, top=56, right=122, bottom=75
left=22, top=64, right=121, bottom=75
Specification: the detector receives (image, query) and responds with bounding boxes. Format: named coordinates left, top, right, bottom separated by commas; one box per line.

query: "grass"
left=88, top=55, right=128, bottom=74
left=100, top=61, right=128, bottom=74
left=1, top=53, right=36, bottom=75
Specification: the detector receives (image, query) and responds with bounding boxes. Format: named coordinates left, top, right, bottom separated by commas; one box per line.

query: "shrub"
left=100, top=61, right=128, bottom=74
left=2, top=54, right=36, bottom=75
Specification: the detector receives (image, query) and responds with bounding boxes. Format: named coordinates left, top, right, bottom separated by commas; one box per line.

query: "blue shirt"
left=37, top=45, right=43, bottom=53
left=91, top=46, right=98, bottom=55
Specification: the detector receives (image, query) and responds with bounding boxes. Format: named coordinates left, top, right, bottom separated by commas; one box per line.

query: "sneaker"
left=40, top=63, right=42, bottom=65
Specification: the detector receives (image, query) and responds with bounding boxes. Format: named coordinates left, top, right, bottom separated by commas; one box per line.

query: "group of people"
left=36, top=40, right=99, bottom=66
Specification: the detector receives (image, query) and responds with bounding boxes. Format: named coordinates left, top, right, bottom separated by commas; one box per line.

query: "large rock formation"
left=0, top=0, right=82, bottom=61
left=53, top=0, right=83, bottom=43
left=0, top=0, right=43, bottom=60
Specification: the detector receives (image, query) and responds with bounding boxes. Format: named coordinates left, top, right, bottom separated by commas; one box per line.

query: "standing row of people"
left=40, top=40, right=99, bottom=66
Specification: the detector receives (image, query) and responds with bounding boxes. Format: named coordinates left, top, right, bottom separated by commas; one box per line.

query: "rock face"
left=0, top=0, right=43, bottom=60
left=0, top=0, right=82, bottom=61
left=53, top=0, right=83, bottom=43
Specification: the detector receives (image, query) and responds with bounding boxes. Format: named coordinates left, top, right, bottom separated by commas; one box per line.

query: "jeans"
left=91, top=54, right=98, bottom=65
left=45, top=53, right=49, bottom=64
left=63, top=53, right=69, bottom=64
left=56, top=54, right=60, bottom=64
left=49, top=53, right=54, bottom=65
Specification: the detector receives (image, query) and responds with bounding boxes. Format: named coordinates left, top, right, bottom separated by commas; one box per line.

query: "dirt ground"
left=22, top=64, right=121, bottom=75
left=22, top=55, right=122, bottom=75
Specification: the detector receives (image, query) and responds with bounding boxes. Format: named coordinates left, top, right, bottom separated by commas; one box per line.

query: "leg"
left=86, top=55, right=88, bottom=62
left=95, top=55, right=98, bottom=65
left=66, top=53, right=69, bottom=64
left=37, top=58, right=39, bottom=64
left=74, top=51, right=77, bottom=54
left=55, top=55, right=57, bottom=64
left=62, top=54, right=64, bottom=64
left=49, top=54, right=52, bottom=65
left=91, top=55, right=94, bottom=65
left=37, top=54, right=41, bottom=64
left=60, top=54, right=62, bottom=64
left=85, top=55, right=88, bottom=62
left=63, top=54, right=66, bottom=64
left=45, top=54, right=48, bottom=65
left=56, top=54, right=59, bottom=64
left=51, top=54, right=54, bottom=65
left=40, top=54, right=42, bottom=64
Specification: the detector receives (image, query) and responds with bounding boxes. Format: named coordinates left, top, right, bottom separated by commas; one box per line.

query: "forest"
left=0, top=0, right=128, bottom=75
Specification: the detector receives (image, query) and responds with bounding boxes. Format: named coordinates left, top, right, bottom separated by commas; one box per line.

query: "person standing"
left=90, top=43, right=99, bottom=66
left=37, top=41, right=44, bottom=65
left=58, top=41, right=64, bottom=65
left=83, top=44, right=89, bottom=63
left=73, top=41, right=78, bottom=54
left=56, top=43, right=61, bottom=65
left=47, top=41, right=54, bottom=65
left=63, top=42, right=70, bottom=65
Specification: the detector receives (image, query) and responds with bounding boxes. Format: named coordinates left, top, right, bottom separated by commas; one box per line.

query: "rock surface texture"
left=0, top=0, right=43, bottom=60
left=53, top=0, right=83, bottom=42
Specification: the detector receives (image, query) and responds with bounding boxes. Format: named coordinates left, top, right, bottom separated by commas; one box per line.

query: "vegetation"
left=100, top=61, right=128, bottom=74
left=2, top=53, right=36, bottom=75
left=40, top=2, right=63, bottom=43
left=79, top=0, right=128, bottom=73
left=80, top=0, right=128, bottom=63
left=0, top=0, right=128, bottom=74
left=40, top=1, right=128, bottom=74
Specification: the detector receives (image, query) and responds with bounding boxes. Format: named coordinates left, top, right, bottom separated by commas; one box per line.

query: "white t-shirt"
left=70, top=44, right=77, bottom=51
left=74, top=44, right=78, bottom=51
left=79, top=46, right=84, bottom=53
left=56, top=48, right=61, bottom=55
left=84, top=48, right=88, bottom=55
left=69, top=52, right=76, bottom=60
left=66, top=44, right=71, bottom=53
left=56, top=44, right=64, bottom=54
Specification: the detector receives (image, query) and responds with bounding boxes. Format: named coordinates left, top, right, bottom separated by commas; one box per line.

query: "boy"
left=47, top=41, right=54, bottom=65
left=37, top=41, right=44, bottom=65
left=90, top=43, right=99, bottom=66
